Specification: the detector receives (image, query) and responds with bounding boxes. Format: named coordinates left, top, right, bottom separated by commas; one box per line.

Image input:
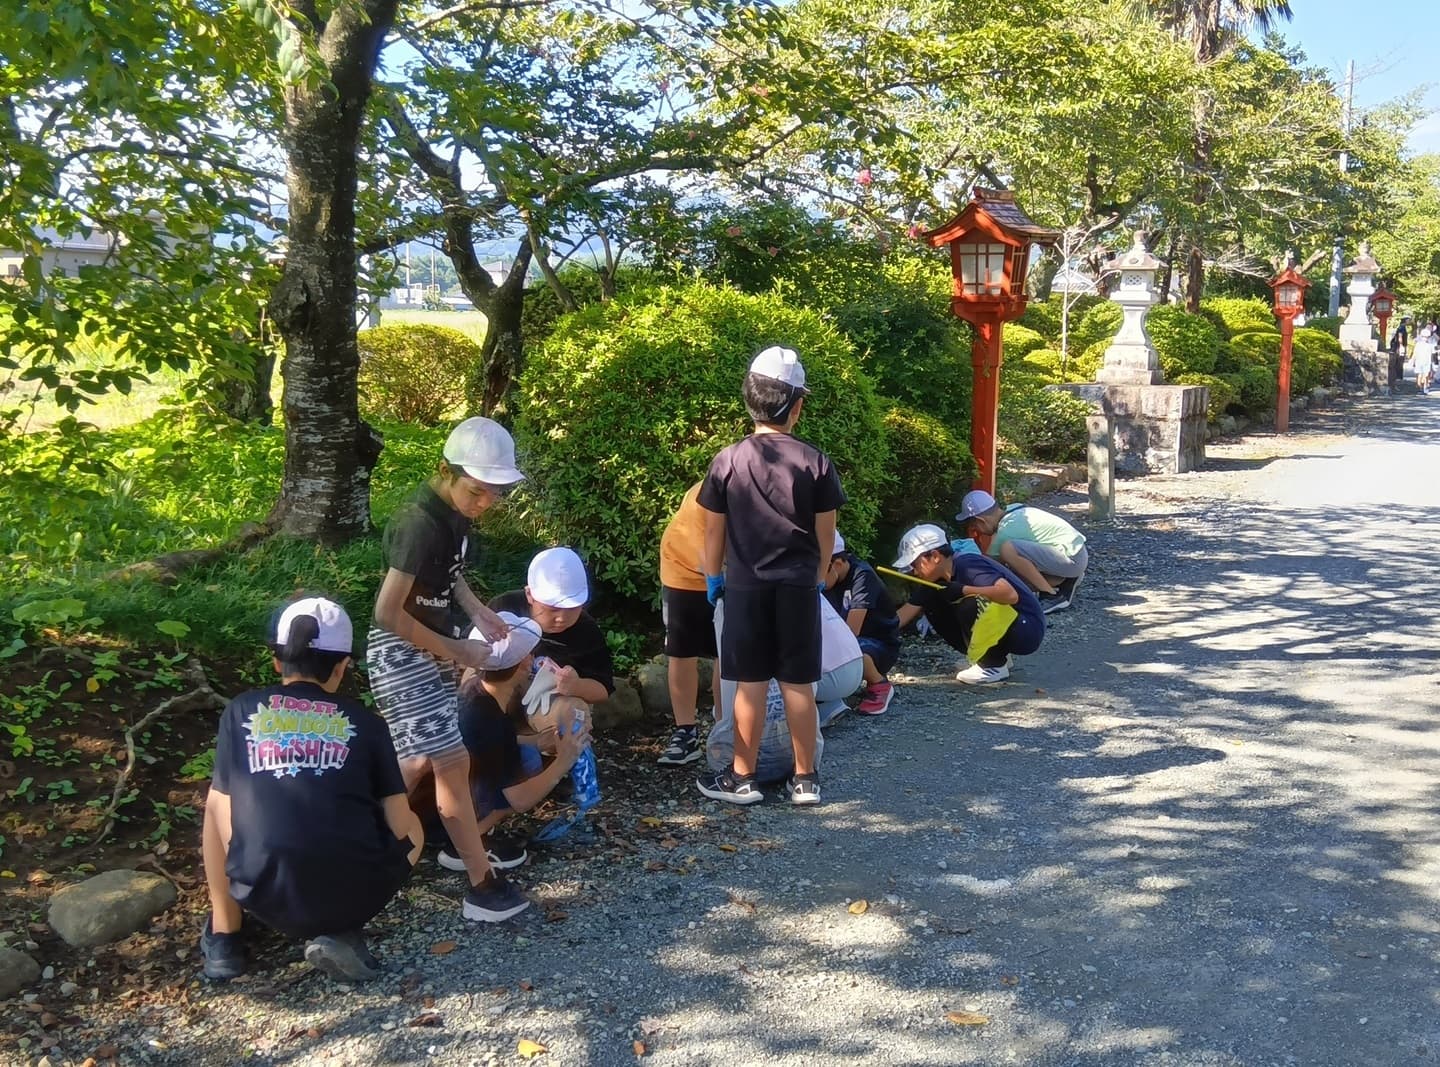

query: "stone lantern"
left=1339, top=241, right=1388, bottom=393
left=1055, top=231, right=1208, bottom=507
left=1096, top=232, right=1163, bottom=385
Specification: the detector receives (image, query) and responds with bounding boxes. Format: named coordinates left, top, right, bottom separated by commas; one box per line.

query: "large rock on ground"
left=48, top=870, right=177, bottom=947
left=0, top=946, right=41, bottom=997
left=592, top=678, right=644, bottom=732
left=636, top=655, right=716, bottom=720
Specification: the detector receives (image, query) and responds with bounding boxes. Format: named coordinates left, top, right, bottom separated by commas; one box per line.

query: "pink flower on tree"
left=725, top=225, right=744, bottom=238
left=856, top=169, right=873, bottom=187
left=767, top=246, right=780, bottom=257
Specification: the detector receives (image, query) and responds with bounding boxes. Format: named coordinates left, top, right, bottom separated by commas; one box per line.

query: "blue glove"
left=705, top=574, right=725, bottom=605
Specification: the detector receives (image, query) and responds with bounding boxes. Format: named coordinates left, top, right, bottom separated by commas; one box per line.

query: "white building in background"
left=377, top=259, right=509, bottom=310
left=0, top=228, right=118, bottom=279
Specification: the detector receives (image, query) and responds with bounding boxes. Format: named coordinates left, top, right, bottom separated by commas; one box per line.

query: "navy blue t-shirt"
left=911, top=554, right=1045, bottom=650
left=825, top=554, right=900, bottom=649
left=698, top=432, right=846, bottom=588
left=212, top=682, right=408, bottom=885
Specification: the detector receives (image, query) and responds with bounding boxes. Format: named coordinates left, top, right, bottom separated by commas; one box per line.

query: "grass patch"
left=379, top=308, right=488, bottom=347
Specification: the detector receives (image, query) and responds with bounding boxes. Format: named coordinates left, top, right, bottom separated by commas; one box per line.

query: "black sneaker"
left=785, top=773, right=821, bottom=807
left=1040, top=591, right=1069, bottom=614
left=200, top=915, right=246, bottom=981
left=657, top=727, right=702, bottom=766
left=304, top=930, right=381, bottom=982
left=463, top=872, right=530, bottom=922
left=486, top=834, right=528, bottom=870
left=696, top=769, right=763, bottom=805
left=1056, top=574, right=1082, bottom=608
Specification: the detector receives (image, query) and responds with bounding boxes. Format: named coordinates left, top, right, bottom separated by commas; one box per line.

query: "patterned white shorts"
left=366, top=628, right=463, bottom=761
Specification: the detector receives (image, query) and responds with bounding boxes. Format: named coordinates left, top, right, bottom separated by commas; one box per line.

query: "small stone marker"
left=48, top=870, right=177, bottom=947
left=0, top=946, right=41, bottom=997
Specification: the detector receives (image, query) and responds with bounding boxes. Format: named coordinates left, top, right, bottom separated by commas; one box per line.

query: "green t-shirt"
left=987, top=504, right=1086, bottom=558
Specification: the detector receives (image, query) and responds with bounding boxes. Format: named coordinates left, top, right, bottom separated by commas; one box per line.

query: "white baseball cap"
left=271, top=596, right=353, bottom=654
left=832, top=531, right=846, bottom=556
left=956, top=489, right=998, bottom=524
left=467, top=611, right=543, bottom=670
left=528, top=546, right=589, bottom=609
left=443, top=417, right=525, bottom=485
left=892, top=524, right=949, bottom=572
left=748, top=346, right=809, bottom=393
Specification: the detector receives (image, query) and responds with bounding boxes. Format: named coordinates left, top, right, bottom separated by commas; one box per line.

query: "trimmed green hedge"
left=1146, top=305, right=1222, bottom=377
left=1174, top=372, right=1237, bottom=421
left=514, top=282, right=888, bottom=602
left=357, top=324, right=476, bottom=425
left=1200, top=296, right=1277, bottom=339
left=878, top=404, right=973, bottom=540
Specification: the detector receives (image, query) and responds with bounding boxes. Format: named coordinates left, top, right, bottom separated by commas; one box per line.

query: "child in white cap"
left=490, top=546, right=615, bottom=707
left=367, top=417, right=530, bottom=923
left=200, top=597, right=423, bottom=983
left=695, top=345, right=845, bottom=806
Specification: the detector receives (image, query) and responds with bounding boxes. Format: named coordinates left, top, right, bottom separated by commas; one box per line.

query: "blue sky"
left=1278, top=0, right=1438, bottom=154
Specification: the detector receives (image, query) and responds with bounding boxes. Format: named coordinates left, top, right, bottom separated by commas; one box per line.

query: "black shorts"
left=662, top=586, right=717, bottom=659
left=229, top=839, right=413, bottom=940
left=720, top=584, right=822, bottom=684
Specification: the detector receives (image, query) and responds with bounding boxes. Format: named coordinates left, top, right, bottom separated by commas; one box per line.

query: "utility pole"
left=1328, top=60, right=1354, bottom=318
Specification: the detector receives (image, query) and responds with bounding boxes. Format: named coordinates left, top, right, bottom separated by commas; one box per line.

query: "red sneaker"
left=856, top=681, right=894, bottom=716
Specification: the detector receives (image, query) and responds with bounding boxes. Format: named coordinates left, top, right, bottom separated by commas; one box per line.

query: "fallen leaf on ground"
left=1000, top=975, right=1019, bottom=987
left=658, top=837, right=679, bottom=849
left=639, top=816, right=663, bottom=828
left=429, top=940, right=457, bottom=955
left=717, top=843, right=738, bottom=853
left=407, top=1013, right=443, bottom=1027
left=519, top=979, right=534, bottom=991
left=633, top=1039, right=647, bottom=1057
left=848, top=899, right=869, bottom=915
left=94, top=1046, right=118, bottom=1060
left=423, top=995, right=435, bottom=1008
left=946, top=1010, right=990, bottom=1026
left=80, top=1059, right=97, bottom=1067
left=518, top=1037, right=548, bottom=1058
left=86, top=676, right=101, bottom=693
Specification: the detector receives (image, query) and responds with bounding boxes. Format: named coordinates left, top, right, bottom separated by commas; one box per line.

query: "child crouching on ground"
left=200, top=597, right=422, bottom=983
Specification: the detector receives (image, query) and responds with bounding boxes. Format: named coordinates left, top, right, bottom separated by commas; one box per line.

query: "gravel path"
left=35, top=396, right=1440, bottom=1067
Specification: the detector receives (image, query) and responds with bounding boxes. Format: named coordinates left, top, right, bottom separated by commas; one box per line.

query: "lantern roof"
left=1269, top=262, right=1310, bottom=294
left=1102, top=231, right=1161, bottom=274
left=1344, top=240, right=1381, bottom=275
left=922, top=188, right=1060, bottom=249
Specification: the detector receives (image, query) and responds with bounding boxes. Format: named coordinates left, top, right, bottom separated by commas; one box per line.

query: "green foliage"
left=1017, top=294, right=1105, bottom=341
left=520, top=266, right=664, bottom=349
left=514, top=282, right=888, bottom=602
left=1233, top=363, right=1277, bottom=413
left=1223, top=330, right=1281, bottom=370
left=1304, top=314, right=1342, bottom=338
left=1200, top=297, right=1278, bottom=339
left=1004, top=325, right=1048, bottom=359
left=999, top=370, right=1088, bottom=464
left=877, top=405, right=973, bottom=540
left=1072, top=341, right=1108, bottom=382
left=828, top=288, right=971, bottom=426
left=1071, top=301, right=1123, bottom=354
left=1146, top=305, right=1223, bottom=377
left=1292, top=327, right=1343, bottom=393
left=1173, top=373, right=1237, bottom=422
left=357, top=324, right=478, bottom=425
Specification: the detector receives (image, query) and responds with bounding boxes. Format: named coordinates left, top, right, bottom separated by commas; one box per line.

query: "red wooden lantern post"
left=923, top=189, right=1058, bottom=495
left=1370, top=282, right=1396, bottom=352
left=1269, top=261, right=1310, bottom=434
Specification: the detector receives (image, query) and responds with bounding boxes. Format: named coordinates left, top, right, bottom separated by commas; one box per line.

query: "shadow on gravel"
left=135, top=405, right=1440, bottom=1067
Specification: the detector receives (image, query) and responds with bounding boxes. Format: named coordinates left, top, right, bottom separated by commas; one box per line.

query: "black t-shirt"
left=457, top=677, right=524, bottom=792
left=380, top=483, right=471, bottom=637
left=697, top=432, right=846, bottom=588
left=490, top=589, right=616, bottom=695
left=910, top=554, right=1045, bottom=647
left=825, top=555, right=900, bottom=647
left=212, top=682, right=407, bottom=881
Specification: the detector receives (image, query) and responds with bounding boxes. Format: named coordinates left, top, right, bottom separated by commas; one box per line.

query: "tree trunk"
left=448, top=230, right=533, bottom=416
left=215, top=343, right=277, bottom=424
left=265, top=2, right=397, bottom=543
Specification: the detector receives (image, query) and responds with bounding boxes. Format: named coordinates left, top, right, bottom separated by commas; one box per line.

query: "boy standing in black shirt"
left=200, top=598, right=422, bottom=983
left=695, top=346, right=845, bottom=806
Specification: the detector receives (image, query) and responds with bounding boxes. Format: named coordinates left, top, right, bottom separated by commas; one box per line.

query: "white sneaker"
left=955, top=662, right=1009, bottom=684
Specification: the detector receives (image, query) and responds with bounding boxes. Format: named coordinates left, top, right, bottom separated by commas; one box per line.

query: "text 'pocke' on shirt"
left=381, top=484, right=472, bottom=637
left=697, top=433, right=846, bottom=589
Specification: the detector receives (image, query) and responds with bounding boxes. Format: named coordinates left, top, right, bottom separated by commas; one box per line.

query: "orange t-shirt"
left=659, top=483, right=708, bottom=592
